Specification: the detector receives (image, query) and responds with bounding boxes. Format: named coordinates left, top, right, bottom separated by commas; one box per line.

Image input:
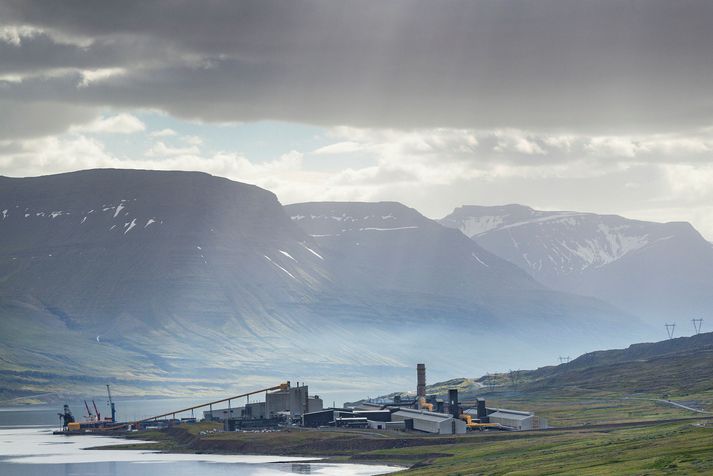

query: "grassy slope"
left=384, top=422, right=713, bottom=475
left=111, top=419, right=713, bottom=474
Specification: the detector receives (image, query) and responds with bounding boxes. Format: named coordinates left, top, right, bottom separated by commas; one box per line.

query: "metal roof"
left=488, top=411, right=533, bottom=421
left=393, top=410, right=453, bottom=423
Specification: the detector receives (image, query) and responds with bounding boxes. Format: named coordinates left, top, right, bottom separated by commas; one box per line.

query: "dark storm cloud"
left=2, top=0, right=713, bottom=133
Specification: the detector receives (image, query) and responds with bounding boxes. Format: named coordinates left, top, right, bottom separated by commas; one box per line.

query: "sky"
left=2, top=1, right=713, bottom=238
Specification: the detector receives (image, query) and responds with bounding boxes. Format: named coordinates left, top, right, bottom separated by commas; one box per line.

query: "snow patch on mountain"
left=471, top=253, right=489, bottom=267
left=300, top=243, right=324, bottom=260
left=124, top=218, right=137, bottom=234
left=263, top=255, right=297, bottom=280
left=113, top=204, right=125, bottom=218
left=360, top=226, right=418, bottom=232
left=458, top=215, right=505, bottom=236
left=278, top=250, right=297, bottom=261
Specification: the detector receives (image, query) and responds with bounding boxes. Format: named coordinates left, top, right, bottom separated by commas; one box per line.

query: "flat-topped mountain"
left=0, top=172, right=648, bottom=398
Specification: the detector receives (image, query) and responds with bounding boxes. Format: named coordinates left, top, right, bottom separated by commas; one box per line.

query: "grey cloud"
left=1, top=0, right=713, bottom=133
left=0, top=99, right=95, bottom=140
left=0, top=33, right=129, bottom=75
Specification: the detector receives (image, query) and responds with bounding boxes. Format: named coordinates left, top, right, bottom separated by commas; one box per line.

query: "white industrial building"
left=487, top=409, right=535, bottom=431
left=391, top=408, right=466, bottom=434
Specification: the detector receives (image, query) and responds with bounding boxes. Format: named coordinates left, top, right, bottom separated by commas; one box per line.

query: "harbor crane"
left=106, top=384, right=116, bottom=422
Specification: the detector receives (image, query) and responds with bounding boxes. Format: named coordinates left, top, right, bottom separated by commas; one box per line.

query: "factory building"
left=202, top=407, right=241, bottom=421
left=368, top=420, right=406, bottom=430
left=210, top=365, right=538, bottom=435
left=302, top=408, right=391, bottom=427
left=265, top=383, right=323, bottom=418
left=302, top=408, right=357, bottom=427
left=213, top=382, right=323, bottom=429
left=391, top=408, right=467, bottom=434
left=486, top=409, right=536, bottom=431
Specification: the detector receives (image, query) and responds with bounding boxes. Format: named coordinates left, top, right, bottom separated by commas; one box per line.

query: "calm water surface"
left=0, top=406, right=401, bottom=476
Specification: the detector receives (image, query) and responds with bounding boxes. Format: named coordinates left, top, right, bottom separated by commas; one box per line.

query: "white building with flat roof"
left=487, top=409, right=535, bottom=430
left=391, top=408, right=466, bottom=434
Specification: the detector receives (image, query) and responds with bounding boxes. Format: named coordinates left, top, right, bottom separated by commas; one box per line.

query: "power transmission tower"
left=665, top=323, right=676, bottom=339
left=558, top=356, right=571, bottom=365
left=509, top=369, right=521, bottom=391
left=692, top=318, right=703, bottom=335
left=486, top=373, right=495, bottom=392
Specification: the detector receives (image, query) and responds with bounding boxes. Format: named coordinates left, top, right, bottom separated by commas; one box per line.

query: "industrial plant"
left=55, top=364, right=543, bottom=436
left=301, top=363, right=544, bottom=434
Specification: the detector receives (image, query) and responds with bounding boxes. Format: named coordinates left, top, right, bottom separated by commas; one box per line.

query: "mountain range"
left=0, top=170, right=695, bottom=401
left=440, top=204, right=713, bottom=325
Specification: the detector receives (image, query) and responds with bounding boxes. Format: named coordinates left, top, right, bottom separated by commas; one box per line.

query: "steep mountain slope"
left=440, top=205, right=713, bottom=323
left=286, top=202, right=647, bottom=363
left=286, top=201, right=538, bottom=298
left=0, top=172, right=649, bottom=399
left=0, top=169, right=375, bottom=397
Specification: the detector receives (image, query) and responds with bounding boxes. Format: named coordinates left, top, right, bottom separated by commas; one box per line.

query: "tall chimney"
left=477, top=398, right=487, bottom=419
left=417, top=363, right=426, bottom=398
left=449, top=389, right=460, bottom=418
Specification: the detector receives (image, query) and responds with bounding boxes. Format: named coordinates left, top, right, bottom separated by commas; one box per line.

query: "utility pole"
left=665, top=323, right=676, bottom=339
left=692, top=318, right=703, bottom=335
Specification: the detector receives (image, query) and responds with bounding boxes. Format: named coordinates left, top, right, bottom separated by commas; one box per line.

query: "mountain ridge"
left=0, top=170, right=650, bottom=399
left=439, top=204, right=713, bottom=323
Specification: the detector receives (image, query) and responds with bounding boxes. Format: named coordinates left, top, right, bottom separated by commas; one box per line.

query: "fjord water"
left=0, top=407, right=399, bottom=476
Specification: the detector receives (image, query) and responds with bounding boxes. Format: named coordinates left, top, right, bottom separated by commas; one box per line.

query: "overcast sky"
left=2, top=1, right=713, bottom=238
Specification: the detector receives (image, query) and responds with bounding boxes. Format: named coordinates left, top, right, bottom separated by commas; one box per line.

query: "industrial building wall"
left=307, top=396, right=323, bottom=413
left=266, top=386, right=308, bottom=417
left=413, top=418, right=440, bottom=434
left=245, top=402, right=266, bottom=419
left=489, top=414, right=534, bottom=430
left=203, top=407, right=242, bottom=421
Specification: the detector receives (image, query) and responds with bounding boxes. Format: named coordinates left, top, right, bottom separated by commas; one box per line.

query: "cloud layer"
left=1, top=1, right=713, bottom=238
left=2, top=1, right=713, bottom=134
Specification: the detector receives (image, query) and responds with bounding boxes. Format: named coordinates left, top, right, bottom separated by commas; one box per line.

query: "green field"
left=382, top=421, right=713, bottom=475
left=105, top=412, right=713, bottom=474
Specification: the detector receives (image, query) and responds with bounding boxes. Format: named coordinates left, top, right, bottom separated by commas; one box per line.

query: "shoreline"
left=88, top=424, right=423, bottom=471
